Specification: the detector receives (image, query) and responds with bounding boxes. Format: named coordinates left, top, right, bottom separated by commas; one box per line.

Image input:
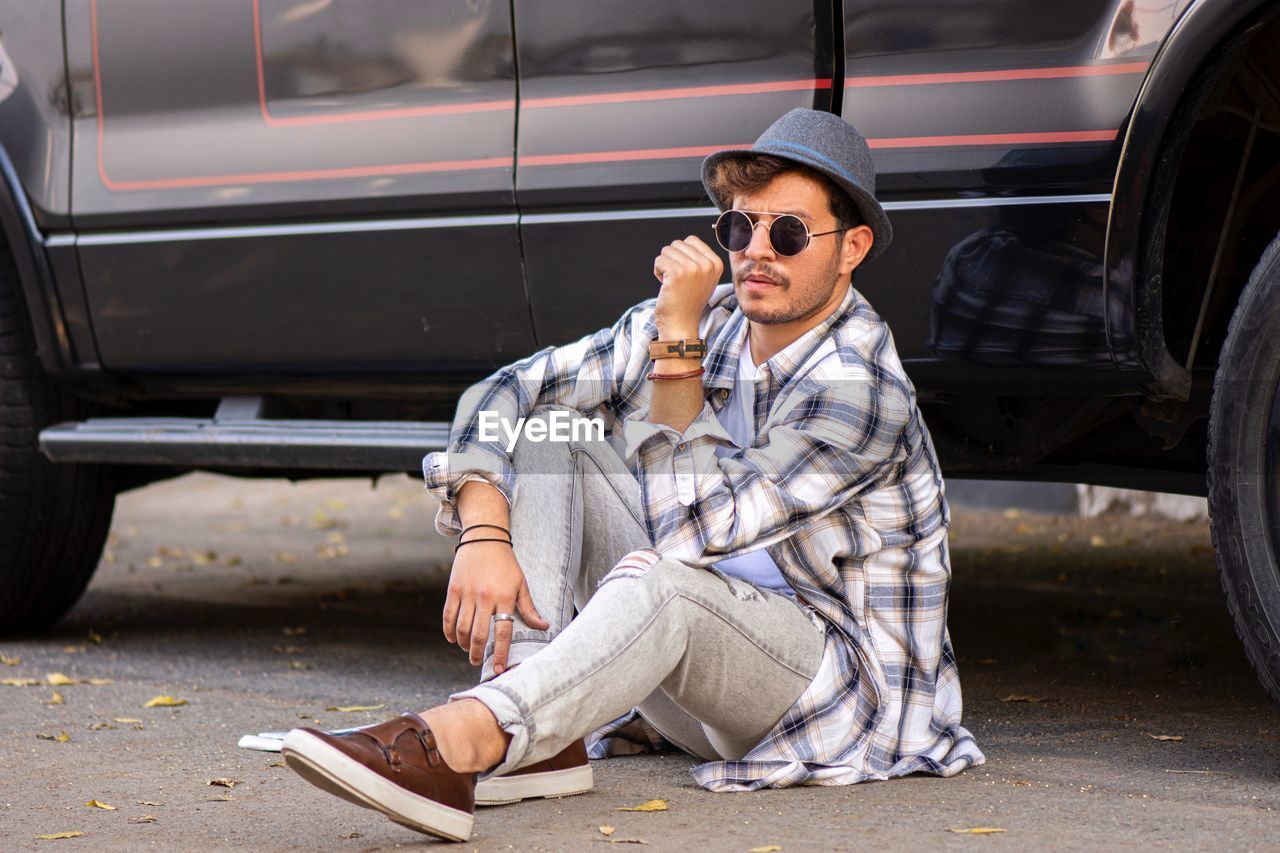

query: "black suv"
left=4, top=0, right=1280, bottom=706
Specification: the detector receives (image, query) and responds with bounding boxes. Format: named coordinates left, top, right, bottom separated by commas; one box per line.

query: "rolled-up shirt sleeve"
left=422, top=298, right=657, bottom=537
left=627, top=370, right=910, bottom=568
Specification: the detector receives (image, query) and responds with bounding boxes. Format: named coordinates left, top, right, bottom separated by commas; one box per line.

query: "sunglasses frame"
left=712, top=208, right=846, bottom=257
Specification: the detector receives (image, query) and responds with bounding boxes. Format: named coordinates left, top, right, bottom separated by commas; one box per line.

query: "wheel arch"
left=0, top=144, right=75, bottom=377
left=1105, top=0, right=1280, bottom=400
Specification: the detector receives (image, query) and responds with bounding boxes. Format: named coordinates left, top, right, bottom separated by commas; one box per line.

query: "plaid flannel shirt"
left=422, top=282, right=985, bottom=791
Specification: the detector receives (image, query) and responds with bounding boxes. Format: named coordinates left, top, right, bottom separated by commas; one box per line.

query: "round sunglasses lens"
left=715, top=210, right=754, bottom=252
left=770, top=215, right=810, bottom=255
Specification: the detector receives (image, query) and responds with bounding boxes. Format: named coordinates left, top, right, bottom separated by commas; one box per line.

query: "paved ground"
left=2, top=472, right=1279, bottom=851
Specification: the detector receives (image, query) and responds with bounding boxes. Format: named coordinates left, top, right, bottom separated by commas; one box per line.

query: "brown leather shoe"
left=281, top=713, right=476, bottom=841
left=474, top=738, right=593, bottom=806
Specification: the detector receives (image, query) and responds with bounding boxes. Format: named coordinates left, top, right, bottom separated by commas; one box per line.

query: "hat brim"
left=701, top=148, right=893, bottom=262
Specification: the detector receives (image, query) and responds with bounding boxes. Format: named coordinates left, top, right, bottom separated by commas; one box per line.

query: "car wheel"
left=0, top=243, right=116, bottom=634
left=1207, top=230, right=1280, bottom=706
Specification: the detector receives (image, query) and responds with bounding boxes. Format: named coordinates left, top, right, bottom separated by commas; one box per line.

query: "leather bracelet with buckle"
left=649, top=338, right=707, bottom=360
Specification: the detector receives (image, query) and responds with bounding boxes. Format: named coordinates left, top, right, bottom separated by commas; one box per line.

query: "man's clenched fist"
left=653, top=235, right=724, bottom=335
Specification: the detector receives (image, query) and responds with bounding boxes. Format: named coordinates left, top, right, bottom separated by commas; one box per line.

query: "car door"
left=839, top=0, right=1191, bottom=374
left=63, top=0, right=534, bottom=374
left=513, top=0, right=838, bottom=346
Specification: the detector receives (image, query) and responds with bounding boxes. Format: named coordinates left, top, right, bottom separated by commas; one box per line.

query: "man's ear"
left=839, top=224, right=875, bottom=278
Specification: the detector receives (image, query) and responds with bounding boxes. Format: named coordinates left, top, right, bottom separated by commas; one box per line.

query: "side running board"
left=39, top=396, right=451, bottom=472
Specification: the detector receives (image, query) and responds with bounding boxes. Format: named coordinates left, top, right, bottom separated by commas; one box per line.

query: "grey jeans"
left=450, top=405, right=825, bottom=776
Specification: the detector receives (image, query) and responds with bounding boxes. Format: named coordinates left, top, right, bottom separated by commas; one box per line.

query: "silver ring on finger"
left=492, top=612, right=515, bottom=623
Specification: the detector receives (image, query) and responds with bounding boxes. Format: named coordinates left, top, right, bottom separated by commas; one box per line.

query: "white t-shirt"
left=709, top=334, right=795, bottom=597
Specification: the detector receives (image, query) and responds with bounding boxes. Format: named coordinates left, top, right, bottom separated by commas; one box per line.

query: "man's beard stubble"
left=732, top=245, right=844, bottom=326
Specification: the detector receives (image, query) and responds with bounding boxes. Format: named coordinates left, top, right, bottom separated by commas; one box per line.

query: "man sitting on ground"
left=280, top=108, right=985, bottom=842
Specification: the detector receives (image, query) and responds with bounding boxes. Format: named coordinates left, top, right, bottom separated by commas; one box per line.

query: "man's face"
left=728, top=171, right=870, bottom=327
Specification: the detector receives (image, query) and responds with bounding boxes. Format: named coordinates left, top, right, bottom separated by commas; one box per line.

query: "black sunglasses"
left=713, top=209, right=845, bottom=257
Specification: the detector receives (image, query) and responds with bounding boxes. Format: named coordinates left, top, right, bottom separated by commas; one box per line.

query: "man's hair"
left=706, top=153, right=864, bottom=231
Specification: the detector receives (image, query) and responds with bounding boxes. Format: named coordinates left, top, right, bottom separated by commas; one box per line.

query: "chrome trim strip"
left=519, top=194, right=1111, bottom=225
left=521, top=206, right=720, bottom=225
left=48, top=194, right=1112, bottom=245
left=883, top=193, right=1111, bottom=211
left=59, top=213, right=518, bottom=247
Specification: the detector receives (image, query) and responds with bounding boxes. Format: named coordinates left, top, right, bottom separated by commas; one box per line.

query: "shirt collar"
left=702, top=284, right=859, bottom=397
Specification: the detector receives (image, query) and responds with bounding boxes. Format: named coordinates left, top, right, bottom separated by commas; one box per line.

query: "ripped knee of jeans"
left=704, top=566, right=767, bottom=602
left=597, top=547, right=662, bottom=588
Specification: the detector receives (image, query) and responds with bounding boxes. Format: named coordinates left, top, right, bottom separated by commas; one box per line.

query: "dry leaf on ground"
left=48, top=692, right=65, bottom=705
left=136, top=801, right=164, bottom=806
left=750, top=846, right=784, bottom=852
left=207, top=794, right=233, bottom=802
left=143, top=695, right=187, bottom=708
left=1000, top=694, right=1045, bottom=703
left=3, top=677, right=41, bottom=687
left=113, top=718, right=141, bottom=724
left=46, top=673, right=74, bottom=686
left=128, top=815, right=157, bottom=825
left=949, top=827, right=1007, bottom=834
left=34, top=831, right=84, bottom=840
left=326, top=704, right=384, bottom=712
left=339, top=831, right=362, bottom=839
left=207, top=779, right=240, bottom=788
left=1146, top=733, right=1185, bottom=742
left=283, top=626, right=307, bottom=636
left=614, top=799, right=668, bottom=812
left=1, top=654, right=20, bottom=665
left=85, top=800, right=116, bottom=810
left=598, top=825, right=616, bottom=836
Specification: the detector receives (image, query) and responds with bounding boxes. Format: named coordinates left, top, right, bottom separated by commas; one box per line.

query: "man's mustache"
left=733, top=264, right=788, bottom=286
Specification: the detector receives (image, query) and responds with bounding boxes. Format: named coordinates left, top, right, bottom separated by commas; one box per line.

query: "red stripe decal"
left=524, top=79, right=831, bottom=109
left=94, top=157, right=514, bottom=192
left=868, top=129, right=1118, bottom=148
left=845, top=62, right=1148, bottom=88
left=89, top=0, right=1130, bottom=191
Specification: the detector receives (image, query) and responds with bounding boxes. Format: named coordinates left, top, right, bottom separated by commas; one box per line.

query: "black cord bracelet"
left=454, top=537, right=514, bottom=553
left=460, top=522, right=512, bottom=538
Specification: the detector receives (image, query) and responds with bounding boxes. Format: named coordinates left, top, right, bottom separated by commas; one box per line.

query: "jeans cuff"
left=480, top=636, right=550, bottom=682
left=448, top=681, right=537, bottom=779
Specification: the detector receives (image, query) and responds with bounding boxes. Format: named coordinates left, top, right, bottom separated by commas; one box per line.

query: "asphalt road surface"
left=2, top=472, right=1278, bottom=851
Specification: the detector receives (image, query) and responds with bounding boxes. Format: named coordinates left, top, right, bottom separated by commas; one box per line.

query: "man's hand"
left=442, top=541, right=549, bottom=674
left=653, top=235, right=723, bottom=336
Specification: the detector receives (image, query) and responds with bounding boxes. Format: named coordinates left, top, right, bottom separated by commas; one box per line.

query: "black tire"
left=0, top=243, right=116, bottom=634
left=1207, top=230, right=1280, bottom=706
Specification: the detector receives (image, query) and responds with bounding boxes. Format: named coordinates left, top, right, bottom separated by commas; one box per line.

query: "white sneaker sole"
left=475, top=763, right=594, bottom=806
left=281, top=729, right=474, bottom=842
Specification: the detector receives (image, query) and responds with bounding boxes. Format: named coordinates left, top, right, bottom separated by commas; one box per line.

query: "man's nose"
left=744, top=219, right=776, bottom=261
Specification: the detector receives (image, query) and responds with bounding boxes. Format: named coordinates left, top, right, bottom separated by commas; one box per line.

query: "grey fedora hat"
left=701, top=108, right=892, bottom=261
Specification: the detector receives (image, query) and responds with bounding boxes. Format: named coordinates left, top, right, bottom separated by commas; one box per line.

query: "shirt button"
left=676, top=442, right=687, bottom=452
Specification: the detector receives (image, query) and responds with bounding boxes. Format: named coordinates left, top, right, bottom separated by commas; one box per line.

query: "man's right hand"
left=442, top=537, right=549, bottom=675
